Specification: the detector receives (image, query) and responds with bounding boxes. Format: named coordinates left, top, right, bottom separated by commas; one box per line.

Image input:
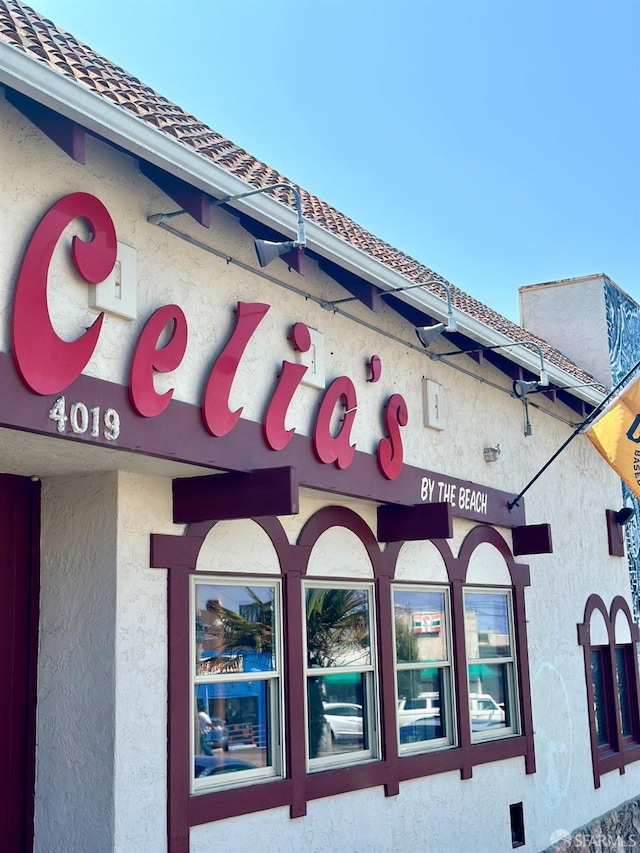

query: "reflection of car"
left=206, top=717, right=230, bottom=751
left=399, top=716, right=444, bottom=743
left=323, top=703, right=363, bottom=742
left=469, top=693, right=505, bottom=732
left=397, top=692, right=440, bottom=727
left=195, top=755, right=255, bottom=778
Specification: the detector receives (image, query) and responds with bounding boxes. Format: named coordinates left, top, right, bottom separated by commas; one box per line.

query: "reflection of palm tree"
left=204, top=589, right=273, bottom=672
left=306, top=588, right=369, bottom=757
left=306, top=588, right=369, bottom=667
left=394, top=618, right=420, bottom=699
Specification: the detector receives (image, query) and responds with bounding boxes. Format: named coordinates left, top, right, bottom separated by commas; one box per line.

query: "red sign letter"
left=313, top=376, right=358, bottom=469
left=202, top=302, right=270, bottom=437
left=263, top=322, right=311, bottom=451
left=377, top=393, right=408, bottom=480
left=129, top=305, right=188, bottom=417
left=11, top=193, right=116, bottom=395
left=264, top=361, right=308, bottom=451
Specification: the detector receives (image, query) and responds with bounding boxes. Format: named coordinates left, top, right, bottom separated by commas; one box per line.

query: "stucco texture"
left=2, top=91, right=639, bottom=853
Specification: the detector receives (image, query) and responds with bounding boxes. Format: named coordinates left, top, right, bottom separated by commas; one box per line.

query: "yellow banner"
left=586, top=375, right=640, bottom=499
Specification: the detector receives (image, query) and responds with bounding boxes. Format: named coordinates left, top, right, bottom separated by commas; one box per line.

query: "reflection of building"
left=2, top=5, right=640, bottom=852
left=411, top=611, right=442, bottom=633
left=395, top=606, right=444, bottom=662
left=197, top=652, right=271, bottom=749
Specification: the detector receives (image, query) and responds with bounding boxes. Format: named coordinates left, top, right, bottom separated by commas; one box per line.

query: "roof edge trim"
left=0, top=40, right=603, bottom=408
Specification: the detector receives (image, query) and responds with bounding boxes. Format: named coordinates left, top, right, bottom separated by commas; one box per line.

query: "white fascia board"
left=0, top=42, right=603, bottom=408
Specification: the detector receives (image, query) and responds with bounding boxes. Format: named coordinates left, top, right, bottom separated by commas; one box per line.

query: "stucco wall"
left=519, top=277, right=612, bottom=387
left=3, top=88, right=640, bottom=853
left=36, top=472, right=118, bottom=853
left=113, top=472, right=179, bottom=852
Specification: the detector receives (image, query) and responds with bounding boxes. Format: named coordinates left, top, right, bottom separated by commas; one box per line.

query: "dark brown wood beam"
left=173, top=466, right=299, bottom=523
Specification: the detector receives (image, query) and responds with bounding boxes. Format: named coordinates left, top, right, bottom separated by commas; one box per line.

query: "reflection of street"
left=203, top=742, right=266, bottom=769
left=317, top=733, right=364, bottom=757
left=225, top=744, right=266, bottom=766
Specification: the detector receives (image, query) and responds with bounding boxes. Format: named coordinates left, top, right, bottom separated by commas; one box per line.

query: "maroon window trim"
left=577, top=594, right=640, bottom=788
left=151, top=510, right=535, bottom=853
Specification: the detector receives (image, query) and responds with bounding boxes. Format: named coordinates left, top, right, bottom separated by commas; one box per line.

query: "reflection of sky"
left=196, top=583, right=274, bottom=614
left=394, top=590, right=445, bottom=612
left=464, top=593, right=508, bottom=633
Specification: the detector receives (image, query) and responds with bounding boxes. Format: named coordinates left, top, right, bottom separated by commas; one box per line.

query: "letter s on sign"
left=377, top=393, right=408, bottom=480
left=11, top=193, right=116, bottom=395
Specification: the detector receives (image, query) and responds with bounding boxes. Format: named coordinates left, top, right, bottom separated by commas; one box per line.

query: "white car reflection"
left=469, top=693, right=505, bottom=731
left=323, top=702, right=363, bottom=743
left=397, top=692, right=440, bottom=727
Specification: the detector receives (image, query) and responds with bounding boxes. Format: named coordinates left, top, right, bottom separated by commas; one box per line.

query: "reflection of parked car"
left=206, top=717, right=230, bottom=751
left=397, top=692, right=440, bottom=727
left=469, top=693, right=505, bottom=732
left=195, top=755, right=255, bottom=778
left=399, top=716, right=443, bottom=743
left=323, top=703, right=363, bottom=742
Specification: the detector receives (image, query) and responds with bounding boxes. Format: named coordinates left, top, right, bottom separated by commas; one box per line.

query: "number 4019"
left=48, top=396, right=120, bottom=441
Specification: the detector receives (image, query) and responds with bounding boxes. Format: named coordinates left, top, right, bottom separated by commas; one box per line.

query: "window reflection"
left=464, top=590, right=517, bottom=740
left=194, top=685, right=272, bottom=770
left=464, top=592, right=511, bottom=659
left=615, top=647, right=632, bottom=740
left=309, top=673, right=369, bottom=757
left=306, top=587, right=370, bottom=668
left=394, top=589, right=447, bottom=664
left=393, top=586, right=453, bottom=752
left=591, top=649, right=611, bottom=748
left=195, top=583, right=276, bottom=676
left=304, top=585, right=377, bottom=767
left=193, top=581, right=281, bottom=790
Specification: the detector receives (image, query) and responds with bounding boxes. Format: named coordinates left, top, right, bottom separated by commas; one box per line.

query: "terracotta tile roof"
left=0, top=0, right=599, bottom=387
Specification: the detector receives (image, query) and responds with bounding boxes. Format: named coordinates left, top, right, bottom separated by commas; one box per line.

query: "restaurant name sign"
left=5, top=192, right=514, bottom=522
left=11, top=193, right=407, bottom=479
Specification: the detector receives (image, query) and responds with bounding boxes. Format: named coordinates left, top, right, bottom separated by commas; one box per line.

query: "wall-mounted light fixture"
left=483, top=444, right=501, bottom=463
left=606, top=506, right=636, bottom=556
left=411, top=281, right=457, bottom=347
left=614, top=506, right=635, bottom=526
left=148, top=182, right=307, bottom=274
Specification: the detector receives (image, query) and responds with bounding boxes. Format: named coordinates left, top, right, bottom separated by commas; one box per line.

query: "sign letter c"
left=11, top=193, right=116, bottom=395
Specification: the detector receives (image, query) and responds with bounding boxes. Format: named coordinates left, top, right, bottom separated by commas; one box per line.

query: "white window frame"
left=392, top=583, right=455, bottom=754
left=190, top=575, right=285, bottom=793
left=303, top=580, right=380, bottom=772
left=464, top=587, right=519, bottom=743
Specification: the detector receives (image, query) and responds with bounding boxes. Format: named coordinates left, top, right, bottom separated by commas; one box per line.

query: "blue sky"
left=30, top=0, right=640, bottom=322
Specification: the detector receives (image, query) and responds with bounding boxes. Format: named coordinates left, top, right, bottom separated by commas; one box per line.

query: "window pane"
left=306, top=587, right=371, bottom=668
left=194, top=682, right=274, bottom=778
left=308, top=672, right=369, bottom=758
left=397, top=668, right=447, bottom=745
left=615, top=647, right=632, bottom=739
left=591, top=650, right=611, bottom=748
left=465, top=592, right=512, bottom=659
left=394, top=589, right=447, bottom=663
left=468, top=663, right=513, bottom=732
left=468, top=662, right=510, bottom=734
left=195, top=583, right=276, bottom=676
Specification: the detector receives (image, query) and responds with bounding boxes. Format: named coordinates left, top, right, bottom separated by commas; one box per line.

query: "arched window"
left=577, top=595, right=640, bottom=787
